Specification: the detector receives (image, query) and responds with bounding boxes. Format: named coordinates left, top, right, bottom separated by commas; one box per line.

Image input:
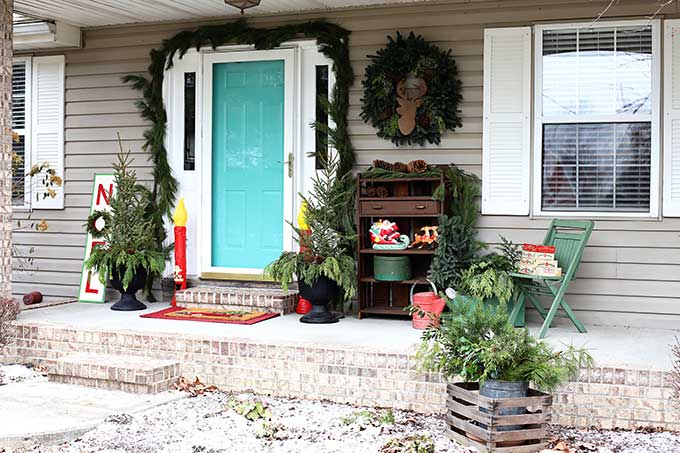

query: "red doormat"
left=141, top=306, right=280, bottom=325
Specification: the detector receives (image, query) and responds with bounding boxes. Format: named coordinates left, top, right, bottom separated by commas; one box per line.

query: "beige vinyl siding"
left=12, top=0, right=680, bottom=327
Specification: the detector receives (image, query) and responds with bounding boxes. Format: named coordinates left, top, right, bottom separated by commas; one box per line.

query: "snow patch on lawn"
left=9, top=392, right=464, bottom=453
left=0, top=364, right=47, bottom=385
left=2, top=387, right=678, bottom=453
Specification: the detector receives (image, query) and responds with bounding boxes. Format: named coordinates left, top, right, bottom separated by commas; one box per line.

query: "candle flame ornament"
left=297, top=201, right=312, bottom=255
left=172, top=197, right=188, bottom=306
left=297, top=201, right=309, bottom=231
left=173, top=197, right=188, bottom=227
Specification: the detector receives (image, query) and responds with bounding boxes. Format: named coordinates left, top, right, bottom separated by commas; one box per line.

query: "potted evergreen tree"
left=85, top=146, right=166, bottom=311
left=265, top=152, right=356, bottom=324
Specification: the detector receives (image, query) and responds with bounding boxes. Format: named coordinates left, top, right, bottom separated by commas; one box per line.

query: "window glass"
left=542, top=26, right=652, bottom=117
left=542, top=123, right=651, bottom=212
left=315, top=65, right=329, bottom=170
left=184, top=72, right=196, bottom=171
left=539, top=24, right=654, bottom=214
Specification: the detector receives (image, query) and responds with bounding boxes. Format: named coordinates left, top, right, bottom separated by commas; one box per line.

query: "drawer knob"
left=415, top=205, right=426, bottom=209
left=372, top=205, right=383, bottom=210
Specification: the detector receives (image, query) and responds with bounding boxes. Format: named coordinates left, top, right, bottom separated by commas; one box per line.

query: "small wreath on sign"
left=361, top=32, right=463, bottom=146
left=86, top=210, right=112, bottom=239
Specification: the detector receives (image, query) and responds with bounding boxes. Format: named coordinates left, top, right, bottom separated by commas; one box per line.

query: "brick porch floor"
left=2, top=302, right=678, bottom=431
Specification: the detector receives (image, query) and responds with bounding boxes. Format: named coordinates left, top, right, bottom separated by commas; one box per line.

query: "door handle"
left=277, top=153, right=294, bottom=178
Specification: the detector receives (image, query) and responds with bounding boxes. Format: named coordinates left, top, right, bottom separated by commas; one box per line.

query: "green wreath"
left=361, top=32, right=463, bottom=146
left=86, top=210, right=112, bottom=239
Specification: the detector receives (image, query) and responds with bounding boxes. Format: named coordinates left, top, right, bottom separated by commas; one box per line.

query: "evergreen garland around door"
left=361, top=32, right=463, bottom=146
left=123, top=18, right=355, bottom=262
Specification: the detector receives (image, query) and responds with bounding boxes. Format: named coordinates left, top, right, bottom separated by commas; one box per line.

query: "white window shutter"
left=31, top=55, right=65, bottom=210
left=482, top=27, right=531, bottom=215
left=664, top=20, right=680, bottom=217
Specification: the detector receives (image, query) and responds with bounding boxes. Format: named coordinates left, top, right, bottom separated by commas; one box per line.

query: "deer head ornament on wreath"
left=361, top=32, right=463, bottom=146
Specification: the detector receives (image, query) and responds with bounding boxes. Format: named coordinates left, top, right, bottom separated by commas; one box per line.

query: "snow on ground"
left=1, top=388, right=677, bottom=453
left=7, top=391, right=464, bottom=453
left=0, top=364, right=47, bottom=385
left=547, top=425, right=680, bottom=453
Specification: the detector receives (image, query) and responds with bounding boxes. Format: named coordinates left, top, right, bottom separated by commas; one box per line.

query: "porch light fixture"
left=224, top=0, right=261, bottom=14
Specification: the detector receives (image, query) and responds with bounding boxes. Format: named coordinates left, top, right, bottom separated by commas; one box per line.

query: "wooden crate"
left=445, top=382, right=553, bottom=453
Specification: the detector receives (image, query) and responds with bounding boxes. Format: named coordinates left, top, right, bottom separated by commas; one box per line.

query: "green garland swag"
left=359, top=165, right=442, bottom=179
left=361, top=32, right=463, bottom=146
left=124, top=18, right=355, bottom=258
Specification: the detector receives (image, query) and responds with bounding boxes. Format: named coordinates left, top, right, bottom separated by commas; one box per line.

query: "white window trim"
left=12, top=56, right=32, bottom=211
left=532, top=20, right=661, bottom=219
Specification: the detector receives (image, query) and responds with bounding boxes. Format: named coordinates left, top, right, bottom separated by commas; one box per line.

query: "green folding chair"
left=509, top=219, right=594, bottom=339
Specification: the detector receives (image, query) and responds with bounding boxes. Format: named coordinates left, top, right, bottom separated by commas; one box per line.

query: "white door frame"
left=200, top=48, right=296, bottom=276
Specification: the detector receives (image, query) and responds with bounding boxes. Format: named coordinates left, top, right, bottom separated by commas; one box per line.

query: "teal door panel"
left=211, top=60, right=285, bottom=269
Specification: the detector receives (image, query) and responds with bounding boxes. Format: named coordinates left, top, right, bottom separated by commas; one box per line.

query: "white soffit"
left=15, top=0, right=429, bottom=28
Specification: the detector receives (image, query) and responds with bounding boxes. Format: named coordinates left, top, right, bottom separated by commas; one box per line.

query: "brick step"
left=48, top=353, right=180, bottom=394
left=175, top=286, right=298, bottom=315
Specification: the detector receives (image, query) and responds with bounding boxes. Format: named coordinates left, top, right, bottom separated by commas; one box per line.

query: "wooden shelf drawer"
left=359, top=200, right=439, bottom=216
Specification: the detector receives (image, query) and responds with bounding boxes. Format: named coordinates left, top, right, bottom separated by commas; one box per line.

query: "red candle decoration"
left=172, top=198, right=188, bottom=307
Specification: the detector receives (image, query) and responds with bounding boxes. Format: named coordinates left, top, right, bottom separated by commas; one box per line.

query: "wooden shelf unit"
left=356, top=174, right=445, bottom=319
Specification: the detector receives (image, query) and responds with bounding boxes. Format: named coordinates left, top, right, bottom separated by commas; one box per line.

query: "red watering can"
left=410, top=280, right=446, bottom=330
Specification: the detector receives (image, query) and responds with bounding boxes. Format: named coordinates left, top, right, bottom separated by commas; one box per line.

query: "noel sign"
left=78, top=174, right=116, bottom=303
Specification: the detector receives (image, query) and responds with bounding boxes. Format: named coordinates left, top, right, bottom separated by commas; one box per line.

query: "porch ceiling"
left=14, top=0, right=429, bottom=28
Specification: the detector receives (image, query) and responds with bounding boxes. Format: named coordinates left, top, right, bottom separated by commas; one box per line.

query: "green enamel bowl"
left=374, top=256, right=411, bottom=281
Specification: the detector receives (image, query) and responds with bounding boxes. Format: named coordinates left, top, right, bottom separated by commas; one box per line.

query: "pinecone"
left=376, top=185, right=390, bottom=198
left=392, top=162, right=408, bottom=173
left=372, top=159, right=393, bottom=171
left=407, top=159, right=428, bottom=174
left=365, top=186, right=377, bottom=197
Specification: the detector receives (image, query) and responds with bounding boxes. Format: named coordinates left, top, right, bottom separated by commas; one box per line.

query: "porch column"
left=0, top=0, right=11, bottom=300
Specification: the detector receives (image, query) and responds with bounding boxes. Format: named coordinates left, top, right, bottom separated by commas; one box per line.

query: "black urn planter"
left=298, top=275, right=340, bottom=324
left=110, top=266, right=148, bottom=311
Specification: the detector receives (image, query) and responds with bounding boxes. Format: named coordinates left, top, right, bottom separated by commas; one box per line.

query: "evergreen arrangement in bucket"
left=85, top=144, right=167, bottom=311
left=417, top=298, right=593, bottom=417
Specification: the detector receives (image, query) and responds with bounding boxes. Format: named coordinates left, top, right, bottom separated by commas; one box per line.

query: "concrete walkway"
left=0, top=378, right=184, bottom=449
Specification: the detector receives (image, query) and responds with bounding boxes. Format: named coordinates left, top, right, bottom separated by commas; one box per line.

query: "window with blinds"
left=539, top=24, right=655, bottom=213
left=12, top=60, right=28, bottom=206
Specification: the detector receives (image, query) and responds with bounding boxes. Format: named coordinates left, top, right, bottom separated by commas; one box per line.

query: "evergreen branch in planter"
left=85, top=141, right=167, bottom=291
left=428, top=164, right=483, bottom=292
left=265, top=151, right=356, bottom=301
left=417, top=299, right=593, bottom=392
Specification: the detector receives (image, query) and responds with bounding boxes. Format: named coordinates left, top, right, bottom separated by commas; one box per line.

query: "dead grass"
left=672, top=337, right=680, bottom=406
left=0, top=298, right=20, bottom=353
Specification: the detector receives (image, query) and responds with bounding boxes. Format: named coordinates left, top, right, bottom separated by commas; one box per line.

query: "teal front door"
left=211, top=59, right=285, bottom=269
